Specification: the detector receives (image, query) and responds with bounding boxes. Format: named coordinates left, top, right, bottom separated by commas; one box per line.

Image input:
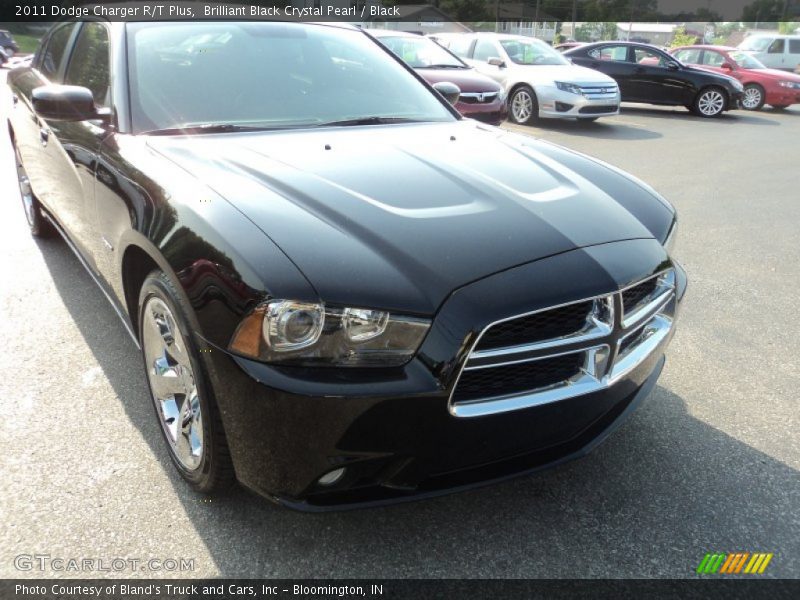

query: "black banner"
left=3, top=579, right=800, bottom=600
left=0, top=0, right=799, bottom=23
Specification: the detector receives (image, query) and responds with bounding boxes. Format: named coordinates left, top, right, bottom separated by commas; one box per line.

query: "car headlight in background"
left=230, top=300, right=430, bottom=367
left=555, top=81, right=583, bottom=95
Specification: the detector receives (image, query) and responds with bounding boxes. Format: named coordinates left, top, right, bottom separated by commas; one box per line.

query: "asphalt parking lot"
left=1, top=68, right=798, bottom=579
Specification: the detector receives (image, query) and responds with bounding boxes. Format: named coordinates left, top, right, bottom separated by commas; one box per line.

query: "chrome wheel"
left=742, top=85, right=763, bottom=110
left=697, top=89, right=725, bottom=116
left=511, top=89, right=534, bottom=122
left=142, top=297, right=204, bottom=471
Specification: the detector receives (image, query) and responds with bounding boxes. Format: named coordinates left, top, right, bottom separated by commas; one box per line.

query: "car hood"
left=507, top=63, right=617, bottom=85
left=682, top=64, right=738, bottom=83
left=749, top=67, right=800, bottom=81
left=415, top=68, right=502, bottom=93
left=148, top=121, right=658, bottom=314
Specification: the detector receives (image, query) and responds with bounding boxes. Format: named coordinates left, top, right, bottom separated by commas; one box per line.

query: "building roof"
left=616, top=23, right=678, bottom=34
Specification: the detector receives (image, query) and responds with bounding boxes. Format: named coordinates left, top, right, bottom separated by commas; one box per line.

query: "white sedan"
left=432, top=33, right=621, bottom=125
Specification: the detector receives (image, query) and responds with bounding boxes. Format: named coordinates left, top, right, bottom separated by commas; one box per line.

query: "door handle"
left=39, top=128, right=49, bottom=146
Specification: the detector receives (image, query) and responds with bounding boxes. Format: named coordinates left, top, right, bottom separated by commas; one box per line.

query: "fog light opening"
left=318, top=467, right=346, bottom=486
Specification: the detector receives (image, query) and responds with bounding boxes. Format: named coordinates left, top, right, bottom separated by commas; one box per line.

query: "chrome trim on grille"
left=467, top=295, right=614, bottom=365
left=621, top=270, right=675, bottom=329
left=449, top=270, right=677, bottom=418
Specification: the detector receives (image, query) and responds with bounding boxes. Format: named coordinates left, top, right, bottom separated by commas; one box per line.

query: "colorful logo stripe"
left=696, top=552, right=773, bottom=574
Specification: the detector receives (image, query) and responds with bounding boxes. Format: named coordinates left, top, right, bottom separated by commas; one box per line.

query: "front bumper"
left=765, top=88, right=800, bottom=106
left=456, top=96, right=508, bottom=125
left=202, top=240, right=686, bottom=510
left=536, top=85, right=621, bottom=119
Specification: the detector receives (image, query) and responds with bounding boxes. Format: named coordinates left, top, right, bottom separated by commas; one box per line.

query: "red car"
left=671, top=45, right=800, bottom=110
left=369, top=30, right=507, bottom=125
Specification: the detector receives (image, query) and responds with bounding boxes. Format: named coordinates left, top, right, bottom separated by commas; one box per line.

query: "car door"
left=469, top=38, right=510, bottom=88
left=576, top=45, right=637, bottom=99
left=629, top=46, right=692, bottom=105
left=45, top=22, right=114, bottom=266
left=698, top=49, right=738, bottom=79
left=787, top=39, right=800, bottom=71
left=9, top=23, right=79, bottom=221
left=763, top=38, right=785, bottom=69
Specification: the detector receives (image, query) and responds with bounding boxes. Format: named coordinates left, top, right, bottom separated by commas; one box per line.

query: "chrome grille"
left=579, top=84, right=619, bottom=100
left=459, top=92, right=499, bottom=104
left=450, top=270, right=676, bottom=418
left=474, top=300, right=594, bottom=351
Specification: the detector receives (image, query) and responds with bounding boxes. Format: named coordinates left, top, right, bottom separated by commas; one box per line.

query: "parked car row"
left=670, top=45, right=800, bottom=111
left=408, top=32, right=800, bottom=122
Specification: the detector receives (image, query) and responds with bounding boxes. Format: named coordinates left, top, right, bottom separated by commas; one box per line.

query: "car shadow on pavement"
left=527, top=119, right=663, bottom=141
left=620, top=106, right=781, bottom=126
left=37, top=235, right=800, bottom=579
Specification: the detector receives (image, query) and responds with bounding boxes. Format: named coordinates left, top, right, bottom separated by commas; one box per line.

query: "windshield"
left=377, top=34, right=465, bottom=69
left=127, top=22, right=455, bottom=133
left=729, top=50, right=767, bottom=69
left=500, top=38, right=569, bottom=66
left=739, top=36, right=772, bottom=52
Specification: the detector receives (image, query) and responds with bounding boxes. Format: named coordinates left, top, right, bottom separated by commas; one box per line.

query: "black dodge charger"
left=8, top=20, right=686, bottom=509
left=564, top=41, right=744, bottom=117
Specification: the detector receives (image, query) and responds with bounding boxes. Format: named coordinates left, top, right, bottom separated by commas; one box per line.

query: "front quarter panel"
left=93, top=134, right=318, bottom=348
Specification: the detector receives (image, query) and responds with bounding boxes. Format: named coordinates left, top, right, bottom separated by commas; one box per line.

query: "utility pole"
left=571, top=0, right=577, bottom=42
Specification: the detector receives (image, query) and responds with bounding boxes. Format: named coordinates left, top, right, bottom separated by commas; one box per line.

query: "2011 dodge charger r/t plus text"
left=8, top=21, right=685, bottom=509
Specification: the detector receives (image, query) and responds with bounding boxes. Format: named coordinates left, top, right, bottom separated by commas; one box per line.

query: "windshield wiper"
left=143, top=123, right=278, bottom=136
left=317, top=116, right=424, bottom=127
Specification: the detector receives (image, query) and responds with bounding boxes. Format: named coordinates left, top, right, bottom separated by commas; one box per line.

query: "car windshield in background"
left=377, top=35, right=466, bottom=69
left=729, top=50, right=767, bottom=69
left=739, top=36, right=772, bottom=52
left=500, top=39, right=569, bottom=66
left=127, top=22, right=455, bottom=133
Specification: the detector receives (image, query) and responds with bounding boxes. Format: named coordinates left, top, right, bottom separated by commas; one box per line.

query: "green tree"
left=669, top=26, right=699, bottom=49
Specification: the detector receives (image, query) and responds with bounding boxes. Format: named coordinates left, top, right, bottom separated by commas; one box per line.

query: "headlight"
left=496, top=88, right=507, bottom=102
left=778, top=80, right=800, bottom=89
left=229, top=300, right=430, bottom=367
left=555, top=81, right=583, bottom=95
left=731, top=79, right=744, bottom=91
left=664, top=219, right=678, bottom=255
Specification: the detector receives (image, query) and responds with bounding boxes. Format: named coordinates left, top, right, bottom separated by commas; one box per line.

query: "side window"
left=39, top=24, right=76, bottom=81
left=789, top=39, right=800, bottom=54
left=633, top=47, right=667, bottom=67
left=473, top=39, right=498, bottom=62
left=701, top=51, right=725, bottom=67
left=447, top=37, right=473, bottom=59
left=674, top=48, right=701, bottom=64
left=65, top=23, right=111, bottom=107
left=589, top=45, right=629, bottom=62
left=768, top=38, right=785, bottom=54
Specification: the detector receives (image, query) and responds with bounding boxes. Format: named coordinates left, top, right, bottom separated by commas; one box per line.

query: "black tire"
left=13, top=141, right=54, bottom=238
left=509, top=85, right=539, bottom=125
left=138, top=270, right=235, bottom=493
left=692, top=86, right=727, bottom=118
left=741, top=83, right=766, bottom=111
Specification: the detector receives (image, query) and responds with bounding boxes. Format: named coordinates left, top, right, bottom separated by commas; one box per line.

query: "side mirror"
left=432, top=81, right=461, bottom=106
left=487, top=57, right=506, bottom=68
left=721, top=61, right=734, bottom=70
left=665, top=60, right=680, bottom=70
left=32, top=85, right=109, bottom=122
